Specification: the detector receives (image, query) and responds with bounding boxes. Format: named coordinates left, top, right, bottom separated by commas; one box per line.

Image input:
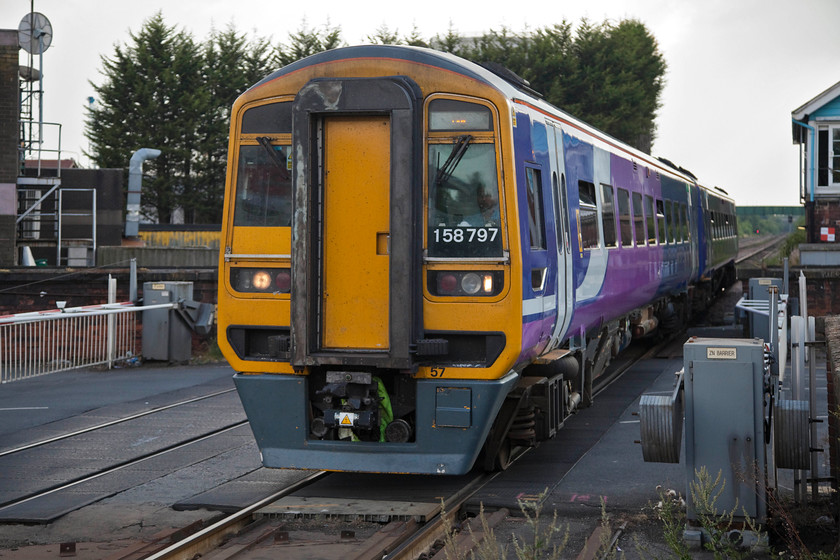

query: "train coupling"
left=310, top=371, right=392, bottom=441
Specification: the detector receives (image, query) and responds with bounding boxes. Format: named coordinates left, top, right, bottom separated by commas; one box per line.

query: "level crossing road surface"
left=0, top=343, right=830, bottom=559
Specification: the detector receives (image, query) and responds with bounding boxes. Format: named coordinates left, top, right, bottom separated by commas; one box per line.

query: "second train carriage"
left=217, top=45, right=737, bottom=475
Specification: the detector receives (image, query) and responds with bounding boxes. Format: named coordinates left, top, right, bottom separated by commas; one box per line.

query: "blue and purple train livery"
left=219, top=45, right=737, bottom=474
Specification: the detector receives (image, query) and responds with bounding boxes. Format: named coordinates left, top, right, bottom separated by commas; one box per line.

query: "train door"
left=322, top=116, right=390, bottom=349
left=524, top=164, right=550, bottom=329
left=548, top=124, right=573, bottom=343
left=290, top=77, right=422, bottom=370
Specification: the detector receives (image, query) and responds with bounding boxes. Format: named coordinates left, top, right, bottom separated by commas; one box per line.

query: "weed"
left=438, top=489, right=568, bottom=560
left=509, top=491, right=569, bottom=560
left=650, top=486, right=691, bottom=560
left=191, top=335, right=225, bottom=364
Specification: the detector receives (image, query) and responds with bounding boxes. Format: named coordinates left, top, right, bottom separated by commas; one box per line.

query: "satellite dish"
left=18, top=12, right=53, bottom=55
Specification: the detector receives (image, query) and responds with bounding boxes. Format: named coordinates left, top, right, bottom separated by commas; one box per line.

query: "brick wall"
left=0, top=30, right=19, bottom=266
left=0, top=268, right=219, bottom=359
left=738, top=266, right=840, bottom=317
left=807, top=199, right=840, bottom=243
left=0, top=30, right=18, bottom=182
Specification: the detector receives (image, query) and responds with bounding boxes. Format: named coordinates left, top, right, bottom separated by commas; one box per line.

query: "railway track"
left=0, top=388, right=246, bottom=518
left=100, top=338, right=672, bottom=560
left=735, top=234, right=787, bottom=265
left=0, top=388, right=236, bottom=458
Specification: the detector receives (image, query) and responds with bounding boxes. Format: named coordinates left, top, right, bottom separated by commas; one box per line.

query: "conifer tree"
left=85, top=12, right=203, bottom=223
left=85, top=15, right=665, bottom=225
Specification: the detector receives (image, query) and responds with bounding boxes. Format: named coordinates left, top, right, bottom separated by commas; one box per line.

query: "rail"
left=0, top=301, right=177, bottom=383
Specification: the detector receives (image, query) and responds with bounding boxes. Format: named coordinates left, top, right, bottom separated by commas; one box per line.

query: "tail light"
left=428, top=270, right=503, bottom=297
left=232, top=268, right=291, bottom=294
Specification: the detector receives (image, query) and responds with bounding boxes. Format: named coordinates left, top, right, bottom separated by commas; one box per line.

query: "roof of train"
left=251, top=45, right=733, bottom=204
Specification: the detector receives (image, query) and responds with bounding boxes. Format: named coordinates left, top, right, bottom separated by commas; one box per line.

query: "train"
left=216, top=45, right=737, bottom=475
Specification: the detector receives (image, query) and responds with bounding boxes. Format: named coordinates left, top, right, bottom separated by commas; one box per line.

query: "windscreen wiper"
left=257, top=136, right=290, bottom=181
left=434, top=135, right=473, bottom=186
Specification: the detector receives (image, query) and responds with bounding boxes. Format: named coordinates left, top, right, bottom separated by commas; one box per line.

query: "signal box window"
left=579, top=181, right=599, bottom=250
left=632, top=192, right=645, bottom=246
left=601, top=184, right=617, bottom=248
left=234, top=143, right=292, bottom=227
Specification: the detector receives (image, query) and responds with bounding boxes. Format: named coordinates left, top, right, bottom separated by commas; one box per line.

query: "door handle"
left=376, top=232, right=390, bottom=255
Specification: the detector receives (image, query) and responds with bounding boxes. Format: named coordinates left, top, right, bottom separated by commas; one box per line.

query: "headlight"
left=461, top=273, right=481, bottom=294
left=232, top=268, right=291, bottom=294
left=428, top=270, right=503, bottom=297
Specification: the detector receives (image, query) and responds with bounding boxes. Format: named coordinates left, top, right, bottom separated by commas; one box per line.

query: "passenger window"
left=681, top=204, right=690, bottom=241
left=233, top=143, right=292, bottom=227
left=645, top=195, right=656, bottom=245
left=526, top=168, right=546, bottom=250
left=579, top=181, right=599, bottom=250
left=674, top=203, right=683, bottom=243
left=656, top=199, right=666, bottom=245
left=601, top=184, right=617, bottom=248
left=666, top=201, right=676, bottom=243
left=632, top=192, right=645, bottom=246
left=617, top=188, right=632, bottom=247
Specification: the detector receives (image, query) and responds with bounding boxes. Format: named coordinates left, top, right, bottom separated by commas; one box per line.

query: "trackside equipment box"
left=142, top=281, right=193, bottom=362
left=683, top=337, right=768, bottom=522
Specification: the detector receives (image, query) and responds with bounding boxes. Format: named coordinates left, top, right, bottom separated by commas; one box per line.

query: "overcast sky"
left=4, top=0, right=839, bottom=207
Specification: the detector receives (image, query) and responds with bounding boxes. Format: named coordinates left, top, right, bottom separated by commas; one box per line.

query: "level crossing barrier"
left=0, top=301, right=177, bottom=383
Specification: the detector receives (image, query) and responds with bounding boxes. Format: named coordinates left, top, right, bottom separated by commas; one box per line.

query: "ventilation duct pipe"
left=125, top=148, right=161, bottom=237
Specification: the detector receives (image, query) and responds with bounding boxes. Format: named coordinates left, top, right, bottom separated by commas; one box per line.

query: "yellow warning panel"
left=322, top=116, right=391, bottom=350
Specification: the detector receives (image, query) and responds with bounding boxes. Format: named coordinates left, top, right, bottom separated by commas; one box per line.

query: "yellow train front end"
left=217, top=46, right=525, bottom=474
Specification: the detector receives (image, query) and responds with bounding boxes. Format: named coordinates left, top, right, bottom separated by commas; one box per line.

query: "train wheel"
left=494, top=438, right=512, bottom=471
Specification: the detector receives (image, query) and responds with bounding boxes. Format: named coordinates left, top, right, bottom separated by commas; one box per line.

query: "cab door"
left=322, top=116, right=391, bottom=350
left=290, top=77, right=422, bottom=370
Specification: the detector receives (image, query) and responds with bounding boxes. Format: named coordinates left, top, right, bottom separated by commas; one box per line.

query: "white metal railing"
left=0, top=301, right=176, bottom=383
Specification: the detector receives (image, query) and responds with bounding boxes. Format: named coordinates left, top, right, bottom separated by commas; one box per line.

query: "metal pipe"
left=808, top=316, right=818, bottom=500
left=130, top=258, right=137, bottom=303
left=784, top=258, right=789, bottom=295
left=792, top=119, right=816, bottom=202
left=769, top=286, right=779, bottom=378
left=125, top=148, right=161, bottom=237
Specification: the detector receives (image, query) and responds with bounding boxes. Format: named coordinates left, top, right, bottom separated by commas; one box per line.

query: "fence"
left=0, top=301, right=176, bottom=383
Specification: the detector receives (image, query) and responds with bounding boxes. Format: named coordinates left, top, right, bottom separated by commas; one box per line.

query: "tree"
left=564, top=19, right=666, bottom=153
left=85, top=13, right=274, bottom=223
left=404, top=24, right=430, bottom=48
left=367, top=23, right=401, bottom=45
left=191, top=25, right=273, bottom=222
left=85, top=15, right=665, bottom=225
left=85, top=12, right=205, bottom=223
left=462, top=19, right=666, bottom=152
left=275, top=20, right=343, bottom=67
left=431, top=22, right=469, bottom=56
